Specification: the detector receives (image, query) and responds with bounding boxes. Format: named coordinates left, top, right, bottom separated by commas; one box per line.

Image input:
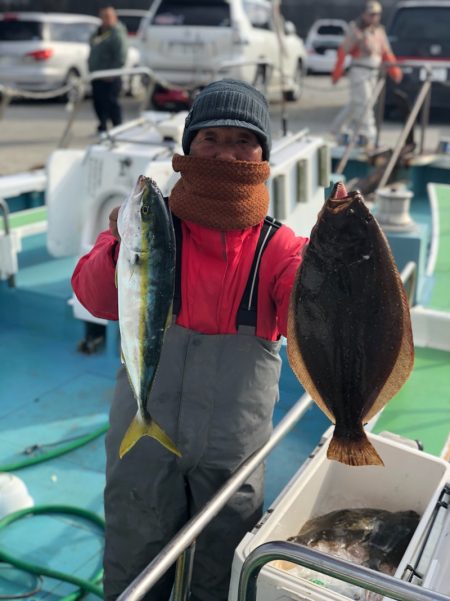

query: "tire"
left=283, top=61, right=304, bottom=102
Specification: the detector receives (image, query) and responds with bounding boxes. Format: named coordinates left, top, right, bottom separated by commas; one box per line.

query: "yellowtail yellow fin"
left=119, top=412, right=182, bottom=458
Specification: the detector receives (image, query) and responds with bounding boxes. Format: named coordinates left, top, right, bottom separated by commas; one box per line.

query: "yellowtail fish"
left=287, top=182, right=414, bottom=466
left=117, top=175, right=181, bottom=459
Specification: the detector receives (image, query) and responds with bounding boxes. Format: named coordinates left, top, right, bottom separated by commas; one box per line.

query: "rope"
left=0, top=82, right=77, bottom=101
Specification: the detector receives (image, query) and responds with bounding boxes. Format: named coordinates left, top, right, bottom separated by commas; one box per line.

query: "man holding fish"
left=72, top=78, right=412, bottom=601
left=73, top=78, right=308, bottom=601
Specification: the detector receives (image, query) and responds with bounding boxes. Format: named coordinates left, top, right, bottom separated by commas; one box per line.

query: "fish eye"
left=142, top=205, right=149, bottom=216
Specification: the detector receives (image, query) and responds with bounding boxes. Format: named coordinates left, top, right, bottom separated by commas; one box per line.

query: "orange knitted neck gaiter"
left=169, top=154, right=270, bottom=231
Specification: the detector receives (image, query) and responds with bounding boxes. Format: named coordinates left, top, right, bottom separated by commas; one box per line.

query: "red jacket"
left=71, top=219, right=308, bottom=341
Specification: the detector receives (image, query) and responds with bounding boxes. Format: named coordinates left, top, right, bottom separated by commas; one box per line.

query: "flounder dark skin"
left=287, top=182, right=414, bottom=466
left=290, top=508, right=420, bottom=574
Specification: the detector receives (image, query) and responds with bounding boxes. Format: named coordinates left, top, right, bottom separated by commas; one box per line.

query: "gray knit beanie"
left=182, top=79, right=272, bottom=160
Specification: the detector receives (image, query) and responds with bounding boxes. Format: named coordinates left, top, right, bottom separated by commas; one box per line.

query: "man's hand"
left=109, top=206, right=121, bottom=240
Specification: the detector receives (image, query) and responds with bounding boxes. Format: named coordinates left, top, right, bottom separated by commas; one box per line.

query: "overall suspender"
left=235, top=216, right=281, bottom=333
left=170, top=210, right=282, bottom=331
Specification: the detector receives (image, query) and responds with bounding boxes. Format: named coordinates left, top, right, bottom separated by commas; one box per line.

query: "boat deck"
left=0, top=176, right=449, bottom=599
left=373, top=182, right=450, bottom=455
left=373, top=346, right=450, bottom=455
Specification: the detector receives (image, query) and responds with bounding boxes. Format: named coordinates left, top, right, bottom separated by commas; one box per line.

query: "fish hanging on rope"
left=117, top=175, right=181, bottom=459
left=287, top=182, right=414, bottom=466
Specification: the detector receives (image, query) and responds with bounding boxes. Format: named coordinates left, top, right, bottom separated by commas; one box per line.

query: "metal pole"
left=0, top=197, right=15, bottom=287
left=400, top=261, right=417, bottom=306
left=375, top=75, right=387, bottom=149
left=419, top=81, right=432, bottom=155
left=378, top=77, right=432, bottom=189
left=172, top=542, right=196, bottom=601
left=238, top=541, right=450, bottom=601
left=117, top=393, right=314, bottom=601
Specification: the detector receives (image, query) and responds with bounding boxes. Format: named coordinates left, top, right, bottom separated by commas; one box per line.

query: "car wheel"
left=284, top=61, right=304, bottom=102
left=63, top=69, right=84, bottom=103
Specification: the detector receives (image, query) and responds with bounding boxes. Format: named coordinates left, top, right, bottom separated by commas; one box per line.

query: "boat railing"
left=237, top=540, right=450, bottom=601
left=335, top=61, right=434, bottom=179
left=0, top=60, right=280, bottom=149
left=116, top=393, right=315, bottom=601
left=0, top=170, right=47, bottom=287
left=0, top=197, right=14, bottom=287
left=378, top=72, right=433, bottom=189
left=401, top=261, right=418, bottom=307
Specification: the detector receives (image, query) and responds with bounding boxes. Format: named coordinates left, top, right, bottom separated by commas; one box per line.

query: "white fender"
left=46, top=149, right=85, bottom=258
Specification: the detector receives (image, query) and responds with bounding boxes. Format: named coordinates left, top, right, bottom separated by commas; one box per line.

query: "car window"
left=243, top=1, right=273, bottom=31
left=152, top=0, right=231, bottom=27
left=389, top=7, right=450, bottom=41
left=316, top=25, right=345, bottom=36
left=118, top=15, right=143, bottom=34
left=48, top=22, right=96, bottom=43
left=0, top=19, right=43, bottom=41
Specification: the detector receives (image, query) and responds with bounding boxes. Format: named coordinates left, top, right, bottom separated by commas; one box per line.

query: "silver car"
left=304, top=19, right=351, bottom=74
left=0, top=12, right=141, bottom=99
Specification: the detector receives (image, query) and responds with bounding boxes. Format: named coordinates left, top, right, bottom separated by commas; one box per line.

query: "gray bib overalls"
left=104, top=217, right=283, bottom=601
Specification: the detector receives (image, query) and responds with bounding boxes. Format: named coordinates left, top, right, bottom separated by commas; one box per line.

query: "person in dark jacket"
left=72, top=79, right=309, bottom=601
left=88, top=5, right=128, bottom=133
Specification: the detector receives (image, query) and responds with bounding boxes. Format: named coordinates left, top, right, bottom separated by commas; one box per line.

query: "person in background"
left=71, top=79, right=309, bottom=601
left=88, top=5, right=128, bottom=133
left=330, top=0, right=402, bottom=149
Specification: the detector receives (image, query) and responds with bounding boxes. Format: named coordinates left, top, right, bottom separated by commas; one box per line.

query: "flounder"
left=287, top=182, right=414, bottom=466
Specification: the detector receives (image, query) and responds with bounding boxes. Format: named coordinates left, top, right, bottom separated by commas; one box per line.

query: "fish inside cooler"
left=229, top=429, right=450, bottom=601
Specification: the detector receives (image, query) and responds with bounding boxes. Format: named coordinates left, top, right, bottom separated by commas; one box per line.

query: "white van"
left=0, top=12, right=141, bottom=99
left=137, top=0, right=306, bottom=102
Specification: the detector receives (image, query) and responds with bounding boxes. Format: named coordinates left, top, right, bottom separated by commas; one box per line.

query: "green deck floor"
left=373, top=346, right=450, bottom=456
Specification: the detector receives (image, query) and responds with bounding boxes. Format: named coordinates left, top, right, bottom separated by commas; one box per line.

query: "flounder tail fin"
left=119, top=412, right=182, bottom=459
left=327, top=431, right=384, bottom=467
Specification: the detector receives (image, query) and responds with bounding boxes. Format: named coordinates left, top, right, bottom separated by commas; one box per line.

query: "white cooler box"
left=229, top=429, right=450, bottom=601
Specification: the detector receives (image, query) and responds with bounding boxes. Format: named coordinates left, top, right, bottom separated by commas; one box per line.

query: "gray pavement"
left=1, top=75, right=449, bottom=176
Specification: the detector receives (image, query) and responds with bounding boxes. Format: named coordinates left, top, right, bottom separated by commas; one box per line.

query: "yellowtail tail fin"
left=327, top=432, right=384, bottom=466
left=119, top=412, right=182, bottom=458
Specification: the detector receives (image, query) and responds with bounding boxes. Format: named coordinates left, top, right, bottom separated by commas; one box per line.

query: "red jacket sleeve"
left=331, top=47, right=347, bottom=84
left=71, top=231, right=120, bottom=320
left=260, top=225, right=308, bottom=339
left=382, top=50, right=403, bottom=83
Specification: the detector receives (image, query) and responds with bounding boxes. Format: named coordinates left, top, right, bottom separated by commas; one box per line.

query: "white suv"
left=137, top=0, right=306, bottom=102
left=0, top=12, right=141, bottom=98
